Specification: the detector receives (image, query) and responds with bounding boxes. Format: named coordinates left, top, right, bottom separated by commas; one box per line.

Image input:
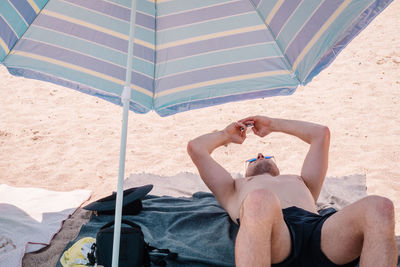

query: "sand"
left=0, top=1, right=399, bottom=266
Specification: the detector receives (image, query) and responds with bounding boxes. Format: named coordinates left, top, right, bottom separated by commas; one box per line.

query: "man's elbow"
left=187, top=140, right=195, bottom=156
left=311, top=125, right=330, bottom=144
left=320, top=126, right=330, bottom=139
left=187, top=140, right=202, bottom=159
left=316, top=126, right=330, bottom=146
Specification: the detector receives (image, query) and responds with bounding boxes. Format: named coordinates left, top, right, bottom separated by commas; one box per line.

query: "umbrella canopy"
left=1, top=0, right=393, bottom=117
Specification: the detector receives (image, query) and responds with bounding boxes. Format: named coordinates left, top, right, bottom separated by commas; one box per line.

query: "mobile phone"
left=240, top=123, right=254, bottom=132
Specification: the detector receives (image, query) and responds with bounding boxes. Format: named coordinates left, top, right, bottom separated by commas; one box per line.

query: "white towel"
left=0, top=184, right=91, bottom=267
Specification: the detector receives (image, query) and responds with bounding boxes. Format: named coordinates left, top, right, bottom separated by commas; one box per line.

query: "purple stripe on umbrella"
left=14, top=39, right=153, bottom=91
left=34, top=14, right=128, bottom=52
left=136, top=12, right=155, bottom=31
left=156, top=29, right=273, bottom=63
left=250, top=0, right=262, bottom=8
left=157, top=1, right=254, bottom=31
left=132, top=43, right=155, bottom=63
left=156, top=57, right=287, bottom=92
left=0, top=16, right=18, bottom=48
left=9, top=0, right=37, bottom=24
left=62, top=0, right=131, bottom=21
left=34, top=14, right=155, bottom=61
left=269, top=0, right=302, bottom=36
left=130, top=71, right=154, bottom=93
left=285, top=0, right=344, bottom=64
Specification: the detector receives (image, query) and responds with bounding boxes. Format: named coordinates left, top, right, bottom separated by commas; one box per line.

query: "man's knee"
left=240, top=189, right=281, bottom=222
left=363, top=195, right=395, bottom=228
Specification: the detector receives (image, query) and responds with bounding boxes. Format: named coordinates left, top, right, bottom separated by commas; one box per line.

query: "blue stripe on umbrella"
left=257, top=0, right=280, bottom=21
left=269, top=0, right=302, bottom=36
left=9, top=0, right=37, bottom=25
left=62, top=0, right=131, bottom=21
left=156, top=57, right=288, bottom=92
left=157, top=1, right=254, bottom=31
left=33, top=0, right=49, bottom=9
left=0, top=45, right=6, bottom=60
left=0, top=16, right=18, bottom=49
left=156, top=29, right=274, bottom=63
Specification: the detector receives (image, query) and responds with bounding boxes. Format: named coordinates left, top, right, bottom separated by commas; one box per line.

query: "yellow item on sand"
left=59, top=237, right=96, bottom=267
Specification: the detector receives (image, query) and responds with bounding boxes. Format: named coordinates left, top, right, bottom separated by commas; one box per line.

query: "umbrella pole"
left=112, top=0, right=137, bottom=266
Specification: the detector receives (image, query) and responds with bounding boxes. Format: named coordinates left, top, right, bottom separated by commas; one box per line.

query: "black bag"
left=96, top=219, right=177, bottom=267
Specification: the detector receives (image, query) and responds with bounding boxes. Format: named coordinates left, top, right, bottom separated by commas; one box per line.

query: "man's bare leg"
left=235, top=189, right=291, bottom=267
left=321, top=195, right=398, bottom=266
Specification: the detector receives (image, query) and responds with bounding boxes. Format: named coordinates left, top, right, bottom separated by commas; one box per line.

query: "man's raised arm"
left=240, top=116, right=330, bottom=202
left=187, top=122, right=247, bottom=210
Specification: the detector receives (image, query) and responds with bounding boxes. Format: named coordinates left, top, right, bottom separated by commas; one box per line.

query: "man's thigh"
left=270, top=210, right=292, bottom=264
left=237, top=190, right=292, bottom=264
left=320, top=199, right=367, bottom=265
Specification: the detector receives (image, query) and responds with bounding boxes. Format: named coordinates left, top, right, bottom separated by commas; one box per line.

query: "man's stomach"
left=230, top=174, right=317, bottom=222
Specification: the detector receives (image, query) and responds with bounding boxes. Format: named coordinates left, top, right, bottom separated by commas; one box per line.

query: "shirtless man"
left=187, top=115, right=398, bottom=267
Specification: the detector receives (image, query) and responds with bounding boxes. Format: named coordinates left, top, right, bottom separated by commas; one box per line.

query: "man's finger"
left=236, top=121, right=247, bottom=128
left=252, top=127, right=259, bottom=135
left=238, top=116, right=255, bottom=123
left=236, top=121, right=247, bottom=132
left=244, top=121, right=254, bottom=127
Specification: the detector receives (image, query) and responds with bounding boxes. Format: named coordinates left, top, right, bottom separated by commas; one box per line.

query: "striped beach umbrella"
left=0, top=0, right=393, bottom=116
left=0, top=0, right=393, bottom=266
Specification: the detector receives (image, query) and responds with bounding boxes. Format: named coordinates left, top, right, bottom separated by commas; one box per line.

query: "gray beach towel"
left=57, top=174, right=399, bottom=266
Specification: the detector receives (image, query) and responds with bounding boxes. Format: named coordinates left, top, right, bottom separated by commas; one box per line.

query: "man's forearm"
left=187, top=130, right=231, bottom=156
left=270, top=118, right=329, bottom=144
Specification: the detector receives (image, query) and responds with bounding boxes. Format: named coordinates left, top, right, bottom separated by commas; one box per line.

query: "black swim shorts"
left=273, top=206, right=360, bottom=267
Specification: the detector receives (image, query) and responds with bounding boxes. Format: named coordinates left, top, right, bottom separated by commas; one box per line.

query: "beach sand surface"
left=0, top=1, right=399, bottom=266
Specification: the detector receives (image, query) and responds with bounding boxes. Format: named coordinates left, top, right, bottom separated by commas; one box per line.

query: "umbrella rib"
left=246, top=0, right=299, bottom=83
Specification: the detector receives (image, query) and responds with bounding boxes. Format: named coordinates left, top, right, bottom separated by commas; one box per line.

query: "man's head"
left=245, top=153, right=280, bottom=177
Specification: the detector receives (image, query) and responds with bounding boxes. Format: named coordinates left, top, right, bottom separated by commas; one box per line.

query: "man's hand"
left=239, top=115, right=274, bottom=137
left=223, top=122, right=248, bottom=144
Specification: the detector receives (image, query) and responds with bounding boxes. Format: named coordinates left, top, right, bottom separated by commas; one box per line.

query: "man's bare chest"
left=229, top=175, right=317, bottom=221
